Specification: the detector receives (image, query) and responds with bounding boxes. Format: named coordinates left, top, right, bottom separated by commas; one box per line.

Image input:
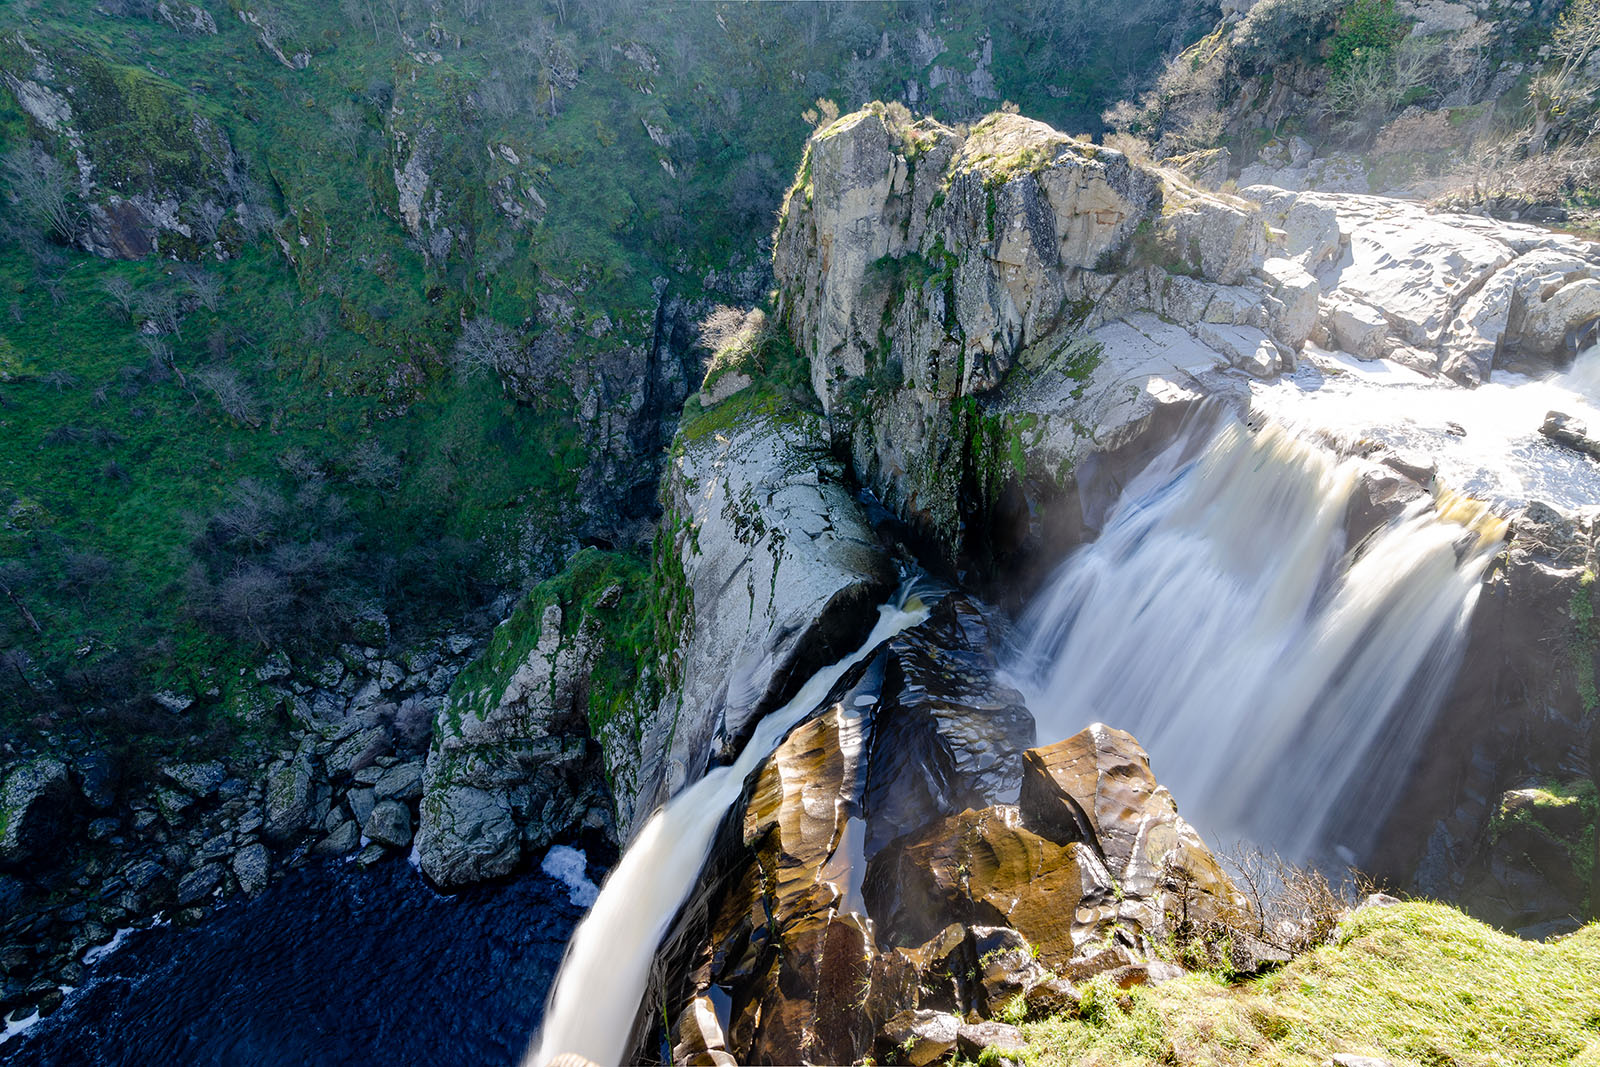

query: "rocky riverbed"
left=0, top=621, right=491, bottom=1029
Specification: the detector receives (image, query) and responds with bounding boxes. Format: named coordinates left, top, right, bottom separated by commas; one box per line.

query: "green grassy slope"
left=1017, top=902, right=1600, bottom=1067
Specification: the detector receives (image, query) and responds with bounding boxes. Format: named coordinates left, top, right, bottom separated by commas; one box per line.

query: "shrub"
left=1326, top=0, right=1410, bottom=76
left=1233, top=0, right=1345, bottom=70
left=1, top=146, right=79, bottom=245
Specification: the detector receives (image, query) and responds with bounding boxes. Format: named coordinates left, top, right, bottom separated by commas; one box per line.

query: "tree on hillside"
left=2, top=146, right=78, bottom=244
left=1531, top=0, right=1600, bottom=148
left=452, top=316, right=521, bottom=378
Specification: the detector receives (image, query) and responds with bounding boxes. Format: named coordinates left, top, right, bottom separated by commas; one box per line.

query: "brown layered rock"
left=971, top=925, right=1050, bottom=1017
left=875, top=1009, right=960, bottom=1067
left=676, top=692, right=915, bottom=1066
left=653, top=608, right=1257, bottom=1064
left=1018, top=723, right=1252, bottom=935
left=862, top=804, right=1116, bottom=970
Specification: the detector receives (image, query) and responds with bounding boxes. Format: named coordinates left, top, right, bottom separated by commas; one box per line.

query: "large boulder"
left=865, top=804, right=1116, bottom=969
left=416, top=596, right=611, bottom=888
left=861, top=595, right=1035, bottom=854
left=0, top=758, right=74, bottom=869
left=263, top=750, right=313, bottom=842
left=1245, top=189, right=1600, bottom=383
left=1018, top=723, right=1252, bottom=936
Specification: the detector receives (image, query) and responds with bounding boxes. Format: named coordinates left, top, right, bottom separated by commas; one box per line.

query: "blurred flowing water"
left=1011, top=417, right=1505, bottom=862
left=527, top=597, right=929, bottom=1067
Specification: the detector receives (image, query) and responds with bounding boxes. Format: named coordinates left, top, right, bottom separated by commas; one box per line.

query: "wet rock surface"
left=647, top=595, right=1252, bottom=1066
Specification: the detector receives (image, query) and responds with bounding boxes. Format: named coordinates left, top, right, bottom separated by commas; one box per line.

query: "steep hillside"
left=1107, top=0, right=1600, bottom=227
left=0, top=0, right=1217, bottom=752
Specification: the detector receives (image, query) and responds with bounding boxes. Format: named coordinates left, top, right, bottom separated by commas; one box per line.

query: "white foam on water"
left=81, top=927, right=134, bottom=967
left=527, top=597, right=929, bottom=1067
left=0, top=1010, right=41, bottom=1047
left=1252, top=345, right=1600, bottom=512
left=539, top=846, right=600, bottom=908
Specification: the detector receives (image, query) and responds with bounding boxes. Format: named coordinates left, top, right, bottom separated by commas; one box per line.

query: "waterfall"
left=1012, top=418, right=1505, bottom=862
left=527, top=596, right=929, bottom=1067
left=1556, top=341, right=1600, bottom=403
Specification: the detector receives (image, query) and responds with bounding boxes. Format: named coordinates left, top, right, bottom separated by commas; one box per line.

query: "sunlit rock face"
left=628, top=407, right=896, bottom=833
left=773, top=107, right=1271, bottom=570
left=773, top=105, right=1600, bottom=585
left=1245, top=188, right=1600, bottom=386
left=647, top=597, right=1249, bottom=1066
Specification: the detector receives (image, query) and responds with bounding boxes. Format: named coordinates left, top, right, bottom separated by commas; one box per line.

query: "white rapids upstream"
left=526, top=596, right=929, bottom=1067
left=1012, top=416, right=1507, bottom=862
left=1251, top=343, right=1600, bottom=511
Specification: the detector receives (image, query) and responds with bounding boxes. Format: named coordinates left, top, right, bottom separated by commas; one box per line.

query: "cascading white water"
left=527, top=597, right=929, bottom=1067
left=1555, top=341, right=1600, bottom=401
left=1251, top=343, right=1600, bottom=511
left=1012, top=418, right=1505, bottom=861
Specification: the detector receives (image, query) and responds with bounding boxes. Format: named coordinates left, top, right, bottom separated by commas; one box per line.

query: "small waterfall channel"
left=527, top=598, right=929, bottom=1067
left=1012, top=416, right=1506, bottom=861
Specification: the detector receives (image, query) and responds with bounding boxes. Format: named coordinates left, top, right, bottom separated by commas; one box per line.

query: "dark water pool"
left=3, top=854, right=595, bottom=1066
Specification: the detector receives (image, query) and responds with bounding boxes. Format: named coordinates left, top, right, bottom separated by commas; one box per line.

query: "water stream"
left=1011, top=417, right=1506, bottom=861
left=526, top=596, right=929, bottom=1067
left=1252, top=344, right=1600, bottom=511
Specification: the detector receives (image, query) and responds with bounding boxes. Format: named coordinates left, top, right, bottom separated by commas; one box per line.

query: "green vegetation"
left=1326, top=0, right=1410, bottom=77
left=1016, top=902, right=1600, bottom=1066
left=678, top=310, right=816, bottom=446
left=1489, top=778, right=1599, bottom=910
left=0, top=0, right=1210, bottom=764
left=0, top=236, right=575, bottom=741
left=1574, top=568, right=1598, bottom=715
left=445, top=547, right=653, bottom=738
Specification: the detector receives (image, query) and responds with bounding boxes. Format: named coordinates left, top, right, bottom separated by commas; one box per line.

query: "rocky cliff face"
left=415, top=597, right=614, bottom=888
left=624, top=404, right=897, bottom=835
left=774, top=105, right=1600, bottom=581
left=644, top=596, right=1261, bottom=1065
left=2, top=30, right=247, bottom=259
left=773, top=107, right=1263, bottom=570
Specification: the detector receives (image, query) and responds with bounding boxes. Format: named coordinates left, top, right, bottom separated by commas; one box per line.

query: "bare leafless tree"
left=101, top=277, right=137, bottom=320
left=329, top=101, right=366, bottom=155
left=192, top=200, right=228, bottom=245
left=347, top=438, right=401, bottom=488
left=2, top=146, right=78, bottom=243
left=135, top=286, right=182, bottom=336
left=180, top=265, right=223, bottom=311
left=196, top=365, right=259, bottom=426
left=452, top=316, right=521, bottom=377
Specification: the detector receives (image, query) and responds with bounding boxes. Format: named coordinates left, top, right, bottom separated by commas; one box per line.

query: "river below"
left=3, top=850, right=602, bottom=1066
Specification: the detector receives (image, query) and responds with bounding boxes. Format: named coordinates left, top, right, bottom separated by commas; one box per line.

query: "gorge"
left=515, top=105, right=1600, bottom=1064
left=4, top=2, right=1600, bottom=1065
